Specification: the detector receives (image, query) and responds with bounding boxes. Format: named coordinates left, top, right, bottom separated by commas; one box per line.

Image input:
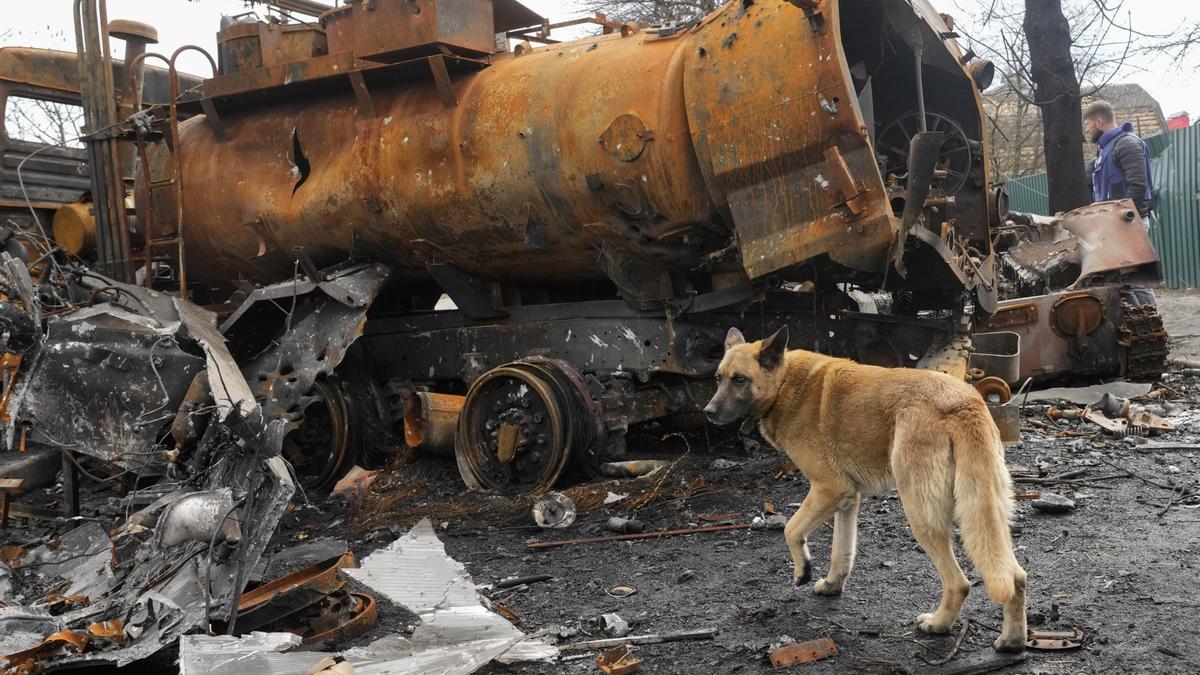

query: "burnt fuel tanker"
left=125, top=0, right=1003, bottom=493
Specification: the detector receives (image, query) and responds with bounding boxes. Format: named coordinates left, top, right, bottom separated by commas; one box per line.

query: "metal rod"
left=527, top=523, right=750, bottom=550
left=98, top=0, right=135, bottom=280
left=915, top=45, right=928, bottom=133
left=256, top=0, right=333, bottom=18
left=559, top=629, right=719, bottom=652
left=73, top=0, right=134, bottom=281
left=74, top=0, right=111, bottom=274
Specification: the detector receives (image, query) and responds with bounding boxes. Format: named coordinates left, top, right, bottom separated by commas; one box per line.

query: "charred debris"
left=0, top=0, right=1171, bottom=671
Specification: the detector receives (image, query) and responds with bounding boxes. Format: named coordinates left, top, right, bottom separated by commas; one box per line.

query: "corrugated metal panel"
left=1005, top=172, right=1050, bottom=216
left=1149, top=124, right=1200, bottom=289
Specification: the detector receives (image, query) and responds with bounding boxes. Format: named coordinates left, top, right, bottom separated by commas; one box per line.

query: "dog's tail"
left=950, top=408, right=1022, bottom=605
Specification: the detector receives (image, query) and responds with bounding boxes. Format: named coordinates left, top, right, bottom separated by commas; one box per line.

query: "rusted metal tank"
left=142, top=0, right=985, bottom=294
left=120, top=0, right=1004, bottom=494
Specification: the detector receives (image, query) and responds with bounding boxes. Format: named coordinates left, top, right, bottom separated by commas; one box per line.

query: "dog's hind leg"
left=814, top=493, right=860, bottom=596
left=893, top=434, right=970, bottom=634
left=906, top=516, right=970, bottom=633
left=784, top=486, right=845, bottom=587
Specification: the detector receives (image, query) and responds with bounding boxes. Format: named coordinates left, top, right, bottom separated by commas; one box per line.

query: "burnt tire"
left=283, top=370, right=391, bottom=493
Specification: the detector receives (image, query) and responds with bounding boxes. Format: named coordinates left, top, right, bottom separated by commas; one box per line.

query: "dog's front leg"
left=814, top=493, right=860, bottom=596
left=784, top=486, right=844, bottom=586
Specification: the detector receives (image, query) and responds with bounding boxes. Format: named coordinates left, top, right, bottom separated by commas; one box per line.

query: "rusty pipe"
left=404, top=392, right=464, bottom=456
left=127, top=51, right=170, bottom=111
left=109, top=19, right=158, bottom=107
left=74, top=0, right=133, bottom=281
left=110, top=20, right=158, bottom=181
left=118, top=41, right=147, bottom=102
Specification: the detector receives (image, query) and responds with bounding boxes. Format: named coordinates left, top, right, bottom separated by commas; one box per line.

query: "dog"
left=704, top=326, right=1027, bottom=652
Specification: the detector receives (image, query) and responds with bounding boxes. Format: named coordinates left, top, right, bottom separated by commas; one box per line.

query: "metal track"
left=1119, top=301, right=1169, bottom=380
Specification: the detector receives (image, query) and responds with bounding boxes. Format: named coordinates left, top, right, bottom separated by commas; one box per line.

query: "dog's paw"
left=792, top=561, right=812, bottom=587
left=812, top=578, right=842, bottom=596
left=993, top=634, right=1027, bottom=653
left=916, top=613, right=952, bottom=634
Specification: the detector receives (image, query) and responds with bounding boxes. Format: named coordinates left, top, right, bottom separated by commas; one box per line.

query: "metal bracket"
left=348, top=71, right=376, bottom=119
left=426, top=263, right=507, bottom=319
left=823, top=146, right=868, bottom=216
left=428, top=55, right=457, bottom=108
left=198, top=98, right=227, bottom=143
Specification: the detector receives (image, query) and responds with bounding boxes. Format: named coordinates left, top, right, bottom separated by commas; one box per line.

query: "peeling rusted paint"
left=143, top=0, right=991, bottom=294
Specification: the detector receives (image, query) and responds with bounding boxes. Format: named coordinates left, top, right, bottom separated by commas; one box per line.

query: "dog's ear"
left=725, top=327, right=746, bottom=350
left=757, top=325, right=789, bottom=370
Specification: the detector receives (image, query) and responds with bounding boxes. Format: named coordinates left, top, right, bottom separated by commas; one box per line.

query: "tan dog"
left=703, top=327, right=1027, bottom=652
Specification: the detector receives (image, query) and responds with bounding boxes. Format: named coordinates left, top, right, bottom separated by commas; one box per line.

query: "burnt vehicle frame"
left=1, top=1, right=1166, bottom=497
left=122, top=0, right=1003, bottom=495
left=0, top=0, right=1170, bottom=670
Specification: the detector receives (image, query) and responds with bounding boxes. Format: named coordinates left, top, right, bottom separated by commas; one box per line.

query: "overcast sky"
left=3, top=0, right=1196, bottom=118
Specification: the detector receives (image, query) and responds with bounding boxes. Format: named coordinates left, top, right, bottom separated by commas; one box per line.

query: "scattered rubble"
left=767, top=637, right=839, bottom=668
left=1026, top=382, right=1154, bottom=405
left=177, top=632, right=303, bottom=675
left=1026, top=627, right=1085, bottom=651
left=599, top=461, right=671, bottom=479
left=559, top=629, right=718, bottom=652
left=605, top=517, right=645, bottom=534
left=750, top=514, right=788, bottom=530
left=527, top=523, right=751, bottom=550
left=599, top=614, right=631, bottom=638
left=0, top=1, right=1195, bottom=672
left=344, top=518, right=557, bottom=669
left=1030, top=493, right=1076, bottom=514
left=595, top=644, right=641, bottom=674
left=331, top=467, right=379, bottom=501
left=531, top=492, right=577, bottom=529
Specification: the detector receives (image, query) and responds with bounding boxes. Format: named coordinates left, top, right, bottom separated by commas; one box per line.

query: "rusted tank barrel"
left=148, top=25, right=718, bottom=286
left=142, top=0, right=922, bottom=288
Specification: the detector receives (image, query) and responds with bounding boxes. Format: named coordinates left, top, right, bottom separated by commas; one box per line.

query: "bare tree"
left=985, top=84, right=1046, bottom=181
left=953, top=0, right=1158, bottom=212
left=1024, top=0, right=1091, bottom=212
left=3, top=97, right=85, bottom=149
left=571, top=0, right=719, bottom=24
left=981, top=34, right=1047, bottom=181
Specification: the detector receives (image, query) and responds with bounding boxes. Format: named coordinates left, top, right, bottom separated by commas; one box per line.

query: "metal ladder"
left=127, top=45, right=218, bottom=298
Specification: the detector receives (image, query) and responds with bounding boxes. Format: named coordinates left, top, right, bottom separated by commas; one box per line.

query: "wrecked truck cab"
left=686, top=0, right=997, bottom=294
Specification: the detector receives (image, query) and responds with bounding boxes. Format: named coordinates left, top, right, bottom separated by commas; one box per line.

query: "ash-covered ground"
left=6, top=290, right=1197, bottom=675
left=307, top=288, right=1200, bottom=674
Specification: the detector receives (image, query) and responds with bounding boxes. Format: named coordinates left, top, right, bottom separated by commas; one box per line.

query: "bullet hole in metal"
left=291, top=128, right=311, bottom=195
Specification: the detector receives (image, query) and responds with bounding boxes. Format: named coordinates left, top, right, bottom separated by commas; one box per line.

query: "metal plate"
left=1026, top=627, right=1083, bottom=651
left=768, top=637, right=839, bottom=668
left=599, top=114, right=651, bottom=162
left=682, top=0, right=895, bottom=279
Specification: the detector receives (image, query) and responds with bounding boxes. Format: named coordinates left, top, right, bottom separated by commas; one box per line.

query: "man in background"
left=1084, top=100, right=1154, bottom=219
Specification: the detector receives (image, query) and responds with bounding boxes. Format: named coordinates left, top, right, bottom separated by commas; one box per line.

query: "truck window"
left=3, top=95, right=85, bottom=149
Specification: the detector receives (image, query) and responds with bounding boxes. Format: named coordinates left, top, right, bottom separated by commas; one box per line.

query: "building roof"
left=1082, top=83, right=1168, bottom=132
left=981, top=82, right=1169, bottom=180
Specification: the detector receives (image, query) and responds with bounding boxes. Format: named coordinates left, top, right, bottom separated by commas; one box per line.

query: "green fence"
left=1002, top=125, right=1200, bottom=289
left=1005, top=171, right=1049, bottom=216
left=1148, top=125, right=1200, bottom=288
